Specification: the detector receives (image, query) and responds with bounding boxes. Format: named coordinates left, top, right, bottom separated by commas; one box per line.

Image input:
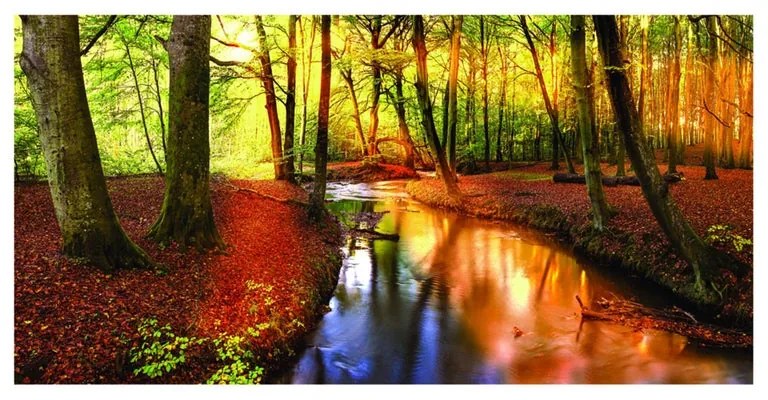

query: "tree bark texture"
left=148, top=15, right=224, bottom=251
left=20, top=15, right=154, bottom=272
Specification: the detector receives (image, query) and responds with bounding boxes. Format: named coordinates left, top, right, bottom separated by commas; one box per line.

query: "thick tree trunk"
left=413, top=15, right=461, bottom=197
left=309, top=15, right=332, bottom=222
left=254, top=15, right=287, bottom=180
left=570, top=15, right=612, bottom=230
left=594, top=15, right=732, bottom=295
left=284, top=15, right=298, bottom=183
left=703, top=16, right=719, bottom=180
left=148, top=15, right=224, bottom=251
left=737, top=60, right=753, bottom=169
left=446, top=16, right=463, bottom=172
left=20, top=15, right=154, bottom=272
left=519, top=15, right=575, bottom=173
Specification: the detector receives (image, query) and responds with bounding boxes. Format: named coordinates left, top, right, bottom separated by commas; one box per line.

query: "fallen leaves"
left=14, top=176, right=341, bottom=383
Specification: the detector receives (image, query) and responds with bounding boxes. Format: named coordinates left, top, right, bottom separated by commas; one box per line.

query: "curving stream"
left=285, top=180, right=752, bottom=384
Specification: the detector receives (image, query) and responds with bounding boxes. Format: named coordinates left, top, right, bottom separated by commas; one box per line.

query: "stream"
left=284, top=179, right=752, bottom=384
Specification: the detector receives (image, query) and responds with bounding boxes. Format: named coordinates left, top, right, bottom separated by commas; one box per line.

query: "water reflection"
left=288, top=181, right=752, bottom=384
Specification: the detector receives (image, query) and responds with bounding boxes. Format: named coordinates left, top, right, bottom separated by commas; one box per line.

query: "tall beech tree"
left=309, top=15, right=332, bottom=222
left=148, top=15, right=224, bottom=251
left=446, top=16, right=463, bottom=172
left=594, top=15, right=734, bottom=294
left=20, top=15, right=154, bottom=272
left=702, top=16, right=719, bottom=180
left=284, top=15, right=298, bottom=183
left=570, top=15, right=612, bottom=230
left=666, top=16, right=683, bottom=174
left=413, top=15, right=461, bottom=197
left=254, top=15, right=287, bottom=180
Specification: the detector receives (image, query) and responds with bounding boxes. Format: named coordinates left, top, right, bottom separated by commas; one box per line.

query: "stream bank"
left=405, top=164, right=753, bottom=331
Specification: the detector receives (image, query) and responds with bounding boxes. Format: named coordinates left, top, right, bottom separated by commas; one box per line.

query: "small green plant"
left=129, top=318, right=205, bottom=379
left=207, top=335, right=264, bottom=384
left=705, top=224, right=752, bottom=252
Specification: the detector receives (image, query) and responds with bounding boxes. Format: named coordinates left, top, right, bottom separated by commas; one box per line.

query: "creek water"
left=285, top=179, right=752, bottom=384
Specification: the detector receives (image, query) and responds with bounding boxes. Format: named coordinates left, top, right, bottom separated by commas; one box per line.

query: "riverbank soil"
left=14, top=177, right=341, bottom=383
left=327, top=161, right=420, bottom=182
left=406, top=161, right=752, bottom=333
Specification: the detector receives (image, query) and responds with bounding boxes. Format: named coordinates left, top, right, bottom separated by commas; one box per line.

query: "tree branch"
left=703, top=99, right=731, bottom=128
left=80, top=15, right=118, bottom=56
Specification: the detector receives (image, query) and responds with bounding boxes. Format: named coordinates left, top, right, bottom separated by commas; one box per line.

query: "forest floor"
left=14, top=176, right=342, bottom=384
left=406, top=160, right=753, bottom=333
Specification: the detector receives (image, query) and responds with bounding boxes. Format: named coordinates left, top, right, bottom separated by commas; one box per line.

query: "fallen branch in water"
left=575, top=294, right=751, bottom=349
left=350, top=228, right=400, bottom=241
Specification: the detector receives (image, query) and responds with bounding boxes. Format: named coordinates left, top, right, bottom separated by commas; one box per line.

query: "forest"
left=13, top=14, right=753, bottom=385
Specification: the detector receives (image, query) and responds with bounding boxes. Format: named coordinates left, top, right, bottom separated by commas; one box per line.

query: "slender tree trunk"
left=150, top=57, right=167, bottom=159
left=366, top=16, right=383, bottom=156
left=571, top=15, right=612, bottom=230
left=309, top=15, right=331, bottom=222
left=413, top=15, right=460, bottom=197
left=480, top=16, right=491, bottom=168
left=254, top=15, right=287, bottom=180
left=20, top=15, right=155, bottom=272
left=394, top=70, right=416, bottom=168
left=148, top=15, right=224, bottom=251
left=284, top=15, right=298, bottom=183
left=496, top=43, right=507, bottom=162
left=340, top=69, right=368, bottom=157
left=594, top=15, right=733, bottom=294
left=122, top=37, right=164, bottom=176
left=703, top=16, right=719, bottom=180
left=519, top=15, right=575, bottom=173
left=719, top=53, right=735, bottom=169
left=298, top=16, right=316, bottom=175
left=446, top=16, right=463, bottom=172
left=667, top=16, right=682, bottom=174
left=638, top=16, right=651, bottom=131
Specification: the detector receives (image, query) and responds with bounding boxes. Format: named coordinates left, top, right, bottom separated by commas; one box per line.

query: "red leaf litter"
left=14, top=176, right=341, bottom=383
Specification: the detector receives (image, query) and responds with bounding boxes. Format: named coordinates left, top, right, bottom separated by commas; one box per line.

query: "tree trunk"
left=20, top=15, right=154, bottom=272
left=366, top=16, right=384, bottom=156
left=413, top=15, right=461, bottom=197
left=667, top=16, right=682, bottom=174
left=150, top=57, right=167, bottom=159
left=594, top=15, right=732, bottom=294
left=148, top=16, right=224, bottom=251
left=122, top=36, right=164, bottom=176
left=309, top=15, right=331, bottom=222
left=254, top=15, right=287, bottom=180
left=570, top=15, right=612, bottom=230
left=703, top=16, right=719, bottom=180
left=496, top=43, right=507, bottom=162
left=737, top=59, right=753, bottom=169
left=298, top=16, right=316, bottom=175
left=519, top=15, right=575, bottom=173
left=446, top=16, right=463, bottom=172
left=284, top=15, right=298, bottom=183
left=394, top=70, right=416, bottom=169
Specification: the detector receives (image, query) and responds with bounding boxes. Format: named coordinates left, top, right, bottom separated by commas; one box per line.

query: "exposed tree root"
left=576, top=295, right=752, bottom=349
